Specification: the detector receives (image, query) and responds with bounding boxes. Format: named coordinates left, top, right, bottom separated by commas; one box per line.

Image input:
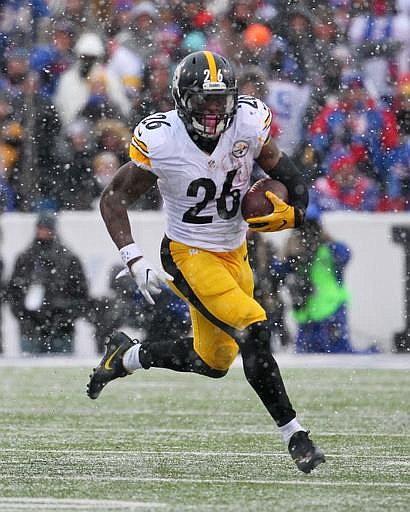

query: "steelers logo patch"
left=232, top=140, right=249, bottom=158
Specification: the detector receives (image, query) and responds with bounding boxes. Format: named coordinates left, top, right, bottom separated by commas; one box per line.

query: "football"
left=241, top=178, right=289, bottom=220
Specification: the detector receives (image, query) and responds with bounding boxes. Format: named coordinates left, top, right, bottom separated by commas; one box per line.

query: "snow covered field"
left=0, top=360, right=408, bottom=511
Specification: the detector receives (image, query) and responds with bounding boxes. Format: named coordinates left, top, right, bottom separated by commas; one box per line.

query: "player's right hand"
left=246, top=191, right=297, bottom=232
left=129, top=257, right=173, bottom=305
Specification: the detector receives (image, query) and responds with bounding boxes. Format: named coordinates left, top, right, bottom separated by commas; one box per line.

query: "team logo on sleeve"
left=232, top=140, right=249, bottom=158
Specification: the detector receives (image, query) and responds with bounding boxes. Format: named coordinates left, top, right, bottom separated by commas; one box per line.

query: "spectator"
left=51, top=20, right=77, bottom=70
left=7, top=212, right=89, bottom=354
left=0, top=0, right=49, bottom=52
left=92, top=151, right=120, bottom=200
left=129, top=53, right=174, bottom=127
left=274, top=216, right=354, bottom=353
left=107, top=37, right=144, bottom=100
left=308, top=72, right=400, bottom=188
left=115, top=1, right=159, bottom=62
left=80, top=65, right=124, bottom=122
left=348, top=0, right=410, bottom=100
left=89, top=264, right=140, bottom=354
left=0, top=224, right=3, bottom=352
left=30, top=20, right=76, bottom=98
left=266, top=71, right=311, bottom=157
left=310, top=152, right=381, bottom=212
left=0, top=89, right=19, bottom=210
left=247, top=231, right=291, bottom=351
left=53, top=32, right=130, bottom=126
left=55, top=119, right=97, bottom=210
left=1, top=47, right=30, bottom=98
left=15, top=71, right=62, bottom=211
left=94, top=119, right=130, bottom=166
left=385, top=74, right=410, bottom=209
left=156, top=23, right=184, bottom=63
left=395, top=73, right=410, bottom=136
left=1, top=0, right=408, bottom=216
left=50, top=0, right=87, bottom=32
left=280, top=7, right=323, bottom=88
left=105, top=1, right=136, bottom=37
left=90, top=264, right=191, bottom=353
left=0, top=171, right=16, bottom=212
left=0, top=66, right=61, bottom=211
left=134, top=285, right=191, bottom=345
left=241, top=23, right=273, bottom=67
left=219, top=0, right=262, bottom=65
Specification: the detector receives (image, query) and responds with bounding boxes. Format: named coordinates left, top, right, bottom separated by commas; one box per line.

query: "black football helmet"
left=172, top=51, right=238, bottom=139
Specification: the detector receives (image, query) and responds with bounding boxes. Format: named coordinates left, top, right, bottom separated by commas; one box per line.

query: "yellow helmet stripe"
left=203, top=51, right=217, bottom=82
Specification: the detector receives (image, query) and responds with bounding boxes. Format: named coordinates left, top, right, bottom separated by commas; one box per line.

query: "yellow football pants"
left=161, top=237, right=267, bottom=371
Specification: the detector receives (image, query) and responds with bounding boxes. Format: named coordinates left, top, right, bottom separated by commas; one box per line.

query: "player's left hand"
left=247, top=191, right=299, bottom=232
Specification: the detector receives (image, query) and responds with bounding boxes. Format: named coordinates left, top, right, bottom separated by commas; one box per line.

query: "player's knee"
left=233, top=304, right=266, bottom=332
left=196, top=342, right=238, bottom=374
left=213, top=343, right=239, bottom=370
left=193, top=357, right=229, bottom=378
left=206, top=367, right=228, bottom=379
left=241, top=320, right=271, bottom=352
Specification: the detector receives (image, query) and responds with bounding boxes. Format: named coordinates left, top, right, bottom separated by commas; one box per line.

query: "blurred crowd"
left=0, top=0, right=409, bottom=213
left=3, top=210, right=191, bottom=354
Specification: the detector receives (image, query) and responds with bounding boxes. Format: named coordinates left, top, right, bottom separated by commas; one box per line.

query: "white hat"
left=131, top=1, right=157, bottom=19
left=74, top=32, right=105, bottom=57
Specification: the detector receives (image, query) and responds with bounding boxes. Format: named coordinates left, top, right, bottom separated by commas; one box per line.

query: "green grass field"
left=0, top=363, right=409, bottom=511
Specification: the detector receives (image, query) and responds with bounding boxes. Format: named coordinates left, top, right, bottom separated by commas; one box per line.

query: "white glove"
left=130, top=257, right=173, bottom=305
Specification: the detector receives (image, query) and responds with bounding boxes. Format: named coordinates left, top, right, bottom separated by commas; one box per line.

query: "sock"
left=122, top=343, right=143, bottom=373
left=279, top=418, right=306, bottom=445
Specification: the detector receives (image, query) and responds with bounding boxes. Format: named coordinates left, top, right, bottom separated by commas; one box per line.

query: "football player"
left=87, top=51, right=325, bottom=474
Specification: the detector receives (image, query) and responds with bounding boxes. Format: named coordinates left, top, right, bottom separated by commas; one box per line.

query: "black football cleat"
left=288, top=430, right=326, bottom=474
left=87, top=331, right=137, bottom=400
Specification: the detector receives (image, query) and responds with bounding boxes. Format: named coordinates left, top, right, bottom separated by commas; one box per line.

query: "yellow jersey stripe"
left=263, top=110, right=272, bottom=130
left=132, top=136, right=148, bottom=152
left=203, top=51, right=217, bottom=82
left=131, top=138, right=149, bottom=157
left=131, top=138, right=149, bottom=158
left=129, top=144, right=152, bottom=167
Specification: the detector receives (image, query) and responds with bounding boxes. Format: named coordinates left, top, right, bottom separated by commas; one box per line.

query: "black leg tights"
left=138, top=321, right=295, bottom=426
left=139, top=337, right=227, bottom=378
left=239, top=321, right=296, bottom=427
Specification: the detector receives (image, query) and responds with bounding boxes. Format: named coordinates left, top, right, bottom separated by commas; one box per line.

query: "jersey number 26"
left=182, top=169, right=241, bottom=224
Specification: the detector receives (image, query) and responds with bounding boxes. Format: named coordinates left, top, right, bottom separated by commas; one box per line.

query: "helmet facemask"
left=185, top=90, right=237, bottom=138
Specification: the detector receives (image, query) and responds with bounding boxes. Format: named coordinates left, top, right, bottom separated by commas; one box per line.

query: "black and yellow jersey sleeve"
left=236, top=95, right=273, bottom=157
left=129, top=133, right=151, bottom=168
left=129, top=112, right=174, bottom=172
left=262, top=107, right=272, bottom=145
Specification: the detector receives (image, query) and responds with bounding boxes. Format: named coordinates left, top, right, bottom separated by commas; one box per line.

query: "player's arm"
left=100, top=161, right=156, bottom=253
left=100, top=161, right=172, bottom=304
left=249, top=137, right=309, bottom=232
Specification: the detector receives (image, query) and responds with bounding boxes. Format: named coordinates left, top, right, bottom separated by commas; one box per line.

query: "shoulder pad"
left=237, top=95, right=272, bottom=133
left=130, top=111, right=174, bottom=168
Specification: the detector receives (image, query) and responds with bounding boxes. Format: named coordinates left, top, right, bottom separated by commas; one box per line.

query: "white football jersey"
left=129, top=95, right=272, bottom=251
